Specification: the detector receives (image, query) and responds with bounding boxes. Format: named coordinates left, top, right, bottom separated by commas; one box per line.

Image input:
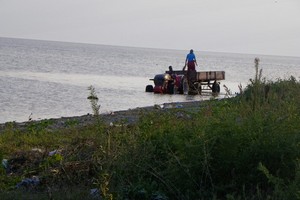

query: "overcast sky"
left=0, top=0, right=299, bottom=57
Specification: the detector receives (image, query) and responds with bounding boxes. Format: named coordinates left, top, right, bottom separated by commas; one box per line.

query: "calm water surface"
left=1, top=37, right=299, bottom=123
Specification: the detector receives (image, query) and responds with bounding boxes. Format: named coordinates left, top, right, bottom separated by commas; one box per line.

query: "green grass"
left=1, top=60, right=300, bottom=199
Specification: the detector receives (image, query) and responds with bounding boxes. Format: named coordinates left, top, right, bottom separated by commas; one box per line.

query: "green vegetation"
left=0, top=59, right=300, bottom=199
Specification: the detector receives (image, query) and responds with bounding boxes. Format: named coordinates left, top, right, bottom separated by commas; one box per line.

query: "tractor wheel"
left=145, top=85, right=154, bottom=92
left=188, top=82, right=201, bottom=95
left=182, top=77, right=189, bottom=95
left=197, top=83, right=202, bottom=94
left=167, top=82, right=174, bottom=94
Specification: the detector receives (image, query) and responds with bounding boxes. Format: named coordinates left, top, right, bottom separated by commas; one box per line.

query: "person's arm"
left=183, top=58, right=188, bottom=70
left=193, top=54, right=198, bottom=66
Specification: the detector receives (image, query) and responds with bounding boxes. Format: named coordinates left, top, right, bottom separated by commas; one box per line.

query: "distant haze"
left=0, top=0, right=299, bottom=57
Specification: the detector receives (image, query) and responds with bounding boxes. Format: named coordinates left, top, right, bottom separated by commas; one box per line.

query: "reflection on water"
left=0, top=37, right=299, bottom=123
left=0, top=71, right=149, bottom=89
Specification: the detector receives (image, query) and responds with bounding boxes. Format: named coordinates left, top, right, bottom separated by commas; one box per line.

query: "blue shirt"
left=186, top=53, right=196, bottom=61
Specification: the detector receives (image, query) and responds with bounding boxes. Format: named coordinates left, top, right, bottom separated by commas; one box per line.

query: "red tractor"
left=146, top=68, right=225, bottom=95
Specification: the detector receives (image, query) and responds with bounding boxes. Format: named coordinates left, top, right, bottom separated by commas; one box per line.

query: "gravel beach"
left=0, top=101, right=206, bottom=133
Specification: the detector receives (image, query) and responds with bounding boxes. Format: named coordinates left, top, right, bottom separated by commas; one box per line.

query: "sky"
left=0, top=0, right=299, bottom=57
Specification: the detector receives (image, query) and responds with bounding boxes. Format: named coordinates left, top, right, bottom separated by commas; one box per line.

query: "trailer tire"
left=145, top=85, right=154, bottom=92
left=212, top=82, right=220, bottom=93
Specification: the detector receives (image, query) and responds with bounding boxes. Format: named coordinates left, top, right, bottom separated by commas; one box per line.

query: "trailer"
left=145, top=70, right=225, bottom=95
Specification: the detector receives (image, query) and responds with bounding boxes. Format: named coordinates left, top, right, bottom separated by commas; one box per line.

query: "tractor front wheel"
left=145, top=85, right=154, bottom=92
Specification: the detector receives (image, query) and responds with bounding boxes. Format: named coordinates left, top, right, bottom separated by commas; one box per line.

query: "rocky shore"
left=0, top=101, right=205, bottom=133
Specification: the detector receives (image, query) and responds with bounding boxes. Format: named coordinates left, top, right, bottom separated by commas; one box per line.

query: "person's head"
left=169, top=66, right=173, bottom=71
left=190, top=49, right=193, bottom=54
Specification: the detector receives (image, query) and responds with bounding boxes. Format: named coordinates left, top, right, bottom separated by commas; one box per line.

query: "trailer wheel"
left=145, top=85, right=154, bottom=92
left=212, top=82, right=220, bottom=93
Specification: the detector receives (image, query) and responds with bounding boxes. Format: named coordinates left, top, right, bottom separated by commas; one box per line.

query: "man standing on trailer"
left=184, top=49, right=198, bottom=71
left=183, top=49, right=198, bottom=85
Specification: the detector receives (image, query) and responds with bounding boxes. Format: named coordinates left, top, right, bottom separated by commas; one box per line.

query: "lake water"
left=0, top=37, right=299, bottom=123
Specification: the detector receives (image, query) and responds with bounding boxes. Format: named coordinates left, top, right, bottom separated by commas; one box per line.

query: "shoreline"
left=0, top=100, right=206, bottom=132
